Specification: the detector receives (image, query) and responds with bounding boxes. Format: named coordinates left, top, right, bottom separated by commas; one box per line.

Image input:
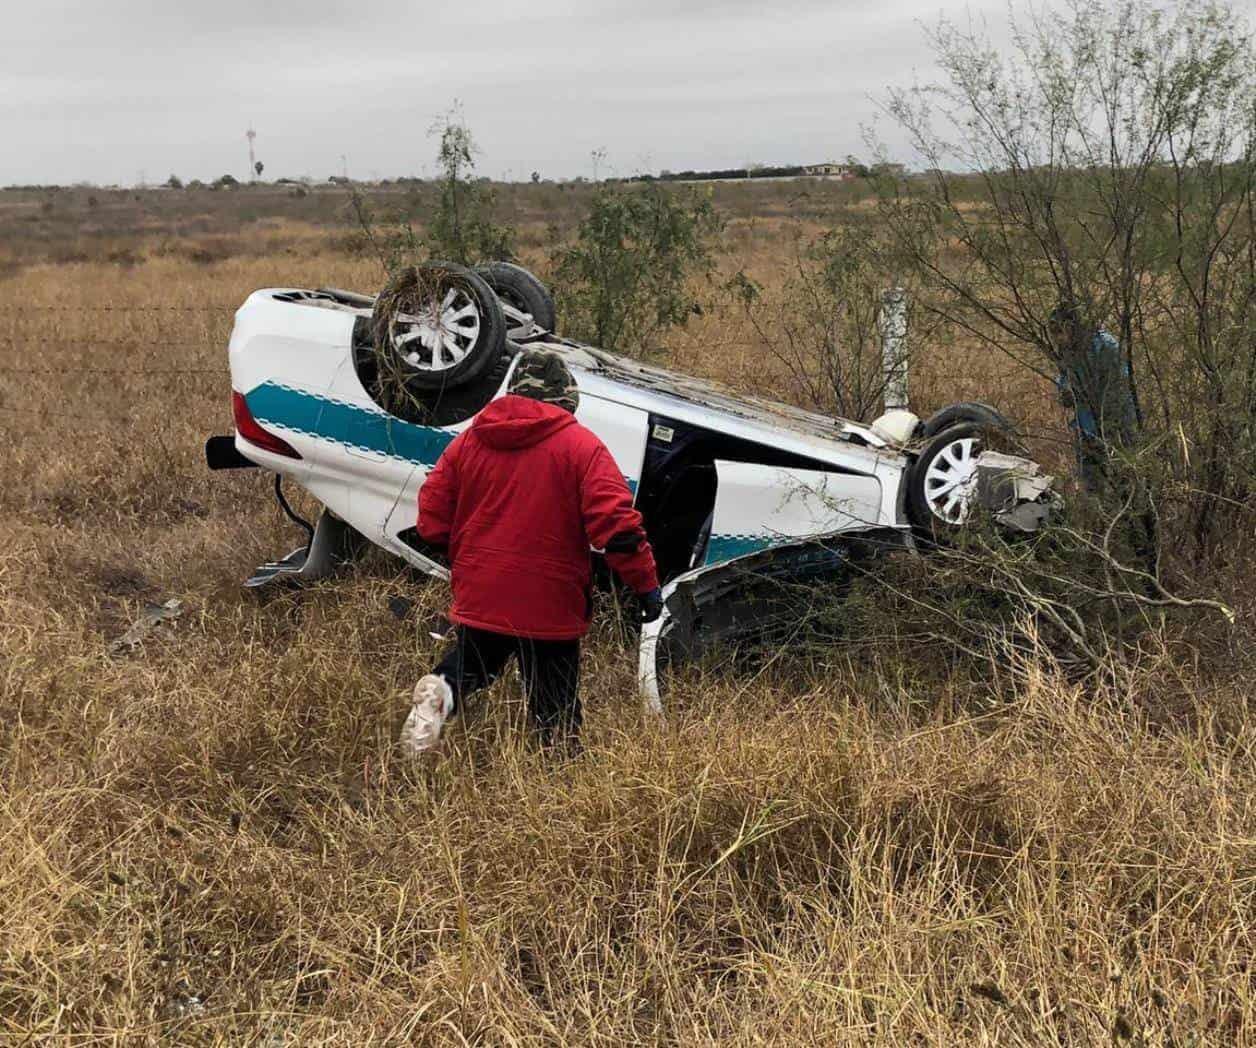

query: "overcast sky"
left=2, top=0, right=1244, bottom=187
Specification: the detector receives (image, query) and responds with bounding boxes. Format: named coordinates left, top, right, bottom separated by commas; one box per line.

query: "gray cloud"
left=0, top=0, right=1132, bottom=185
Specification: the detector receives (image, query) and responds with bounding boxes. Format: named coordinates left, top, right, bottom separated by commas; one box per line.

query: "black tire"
left=372, top=262, right=506, bottom=392
left=906, top=422, right=990, bottom=536
left=410, top=348, right=516, bottom=427
left=475, top=261, right=557, bottom=334
left=920, top=401, right=1012, bottom=439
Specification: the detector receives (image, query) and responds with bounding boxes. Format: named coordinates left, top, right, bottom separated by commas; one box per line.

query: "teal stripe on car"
left=244, top=382, right=640, bottom=493
left=246, top=381, right=456, bottom=466
left=704, top=533, right=774, bottom=566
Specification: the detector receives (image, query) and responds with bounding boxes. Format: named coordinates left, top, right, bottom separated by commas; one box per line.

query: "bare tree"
left=874, top=0, right=1256, bottom=561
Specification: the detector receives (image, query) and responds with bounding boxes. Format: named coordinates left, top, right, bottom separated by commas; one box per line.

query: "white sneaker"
left=399, top=674, right=454, bottom=757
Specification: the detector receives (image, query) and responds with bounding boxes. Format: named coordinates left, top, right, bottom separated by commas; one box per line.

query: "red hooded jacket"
left=418, top=395, right=660, bottom=640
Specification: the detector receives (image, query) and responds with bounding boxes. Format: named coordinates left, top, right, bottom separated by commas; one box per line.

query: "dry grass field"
left=1, top=182, right=1254, bottom=1045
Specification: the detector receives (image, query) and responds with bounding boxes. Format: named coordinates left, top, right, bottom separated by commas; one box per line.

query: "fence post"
left=880, top=287, right=909, bottom=411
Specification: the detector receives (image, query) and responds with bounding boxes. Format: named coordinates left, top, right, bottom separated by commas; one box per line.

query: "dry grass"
left=1, top=184, right=1253, bottom=1044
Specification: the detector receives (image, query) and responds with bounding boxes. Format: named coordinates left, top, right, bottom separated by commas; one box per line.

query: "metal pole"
left=880, top=287, right=909, bottom=411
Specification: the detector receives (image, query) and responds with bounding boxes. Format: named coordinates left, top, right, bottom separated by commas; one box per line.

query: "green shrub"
left=552, top=182, right=723, bottom=355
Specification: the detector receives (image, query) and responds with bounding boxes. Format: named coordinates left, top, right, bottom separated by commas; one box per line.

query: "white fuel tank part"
left=869, top=409, right=921, bottom=446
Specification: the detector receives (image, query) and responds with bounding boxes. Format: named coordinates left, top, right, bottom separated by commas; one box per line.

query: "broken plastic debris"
left=108, top=598, right=185, bottom=654
left=997, top=500, right=1056, bottom=532
left=164, top=993, right=205, bottom=1019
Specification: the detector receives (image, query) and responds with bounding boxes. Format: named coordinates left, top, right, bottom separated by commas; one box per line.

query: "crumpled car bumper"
left=975, top=450, right=1059, bottom=532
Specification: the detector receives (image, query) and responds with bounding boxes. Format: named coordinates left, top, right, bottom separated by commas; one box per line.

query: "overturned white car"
left=206, top=262, right=1055, bottom=704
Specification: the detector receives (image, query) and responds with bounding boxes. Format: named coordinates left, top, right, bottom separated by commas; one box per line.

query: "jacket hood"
left=471, top=394, right=577, bottom=450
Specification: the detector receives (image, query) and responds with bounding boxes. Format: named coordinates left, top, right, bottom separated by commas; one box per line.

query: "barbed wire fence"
left=0, top=304, right=236, bottom=434
left=0, top=301, right=1079, bottom=447
left=0, top=305, right=236, bottom=312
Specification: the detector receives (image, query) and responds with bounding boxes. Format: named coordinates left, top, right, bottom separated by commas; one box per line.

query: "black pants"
left=433, top=626, right=581, bottom=745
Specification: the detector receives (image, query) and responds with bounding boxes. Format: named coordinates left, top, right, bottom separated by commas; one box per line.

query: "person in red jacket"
left=399, top=350, right=662, bottom=756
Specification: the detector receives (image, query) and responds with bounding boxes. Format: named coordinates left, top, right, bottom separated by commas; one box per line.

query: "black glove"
left=637, top=587, right=664, bottom=624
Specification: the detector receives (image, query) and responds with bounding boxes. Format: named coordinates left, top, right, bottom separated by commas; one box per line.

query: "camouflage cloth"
left=509, top=350, right=580, bottom=414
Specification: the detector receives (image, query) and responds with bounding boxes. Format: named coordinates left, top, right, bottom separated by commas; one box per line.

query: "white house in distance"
left=803, top=162, right=856, bottom=179
left=802, top=161, right=909, bottom=180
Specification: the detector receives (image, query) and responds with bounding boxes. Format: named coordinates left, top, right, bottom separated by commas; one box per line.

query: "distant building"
left=803, top=162, right=857, bottom=180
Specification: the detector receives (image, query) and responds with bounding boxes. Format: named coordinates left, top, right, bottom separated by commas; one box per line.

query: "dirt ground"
left=1, top=182, right=1252, bottom=1044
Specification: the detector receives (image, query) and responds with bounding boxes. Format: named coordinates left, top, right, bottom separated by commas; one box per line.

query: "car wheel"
left=372, top=262, right=506, bottom=391
left=920, top=401, right=1012, bottom=439
left=906, top=422, right=990, bottom=534
left=475, top=261, right=557, bottom=335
